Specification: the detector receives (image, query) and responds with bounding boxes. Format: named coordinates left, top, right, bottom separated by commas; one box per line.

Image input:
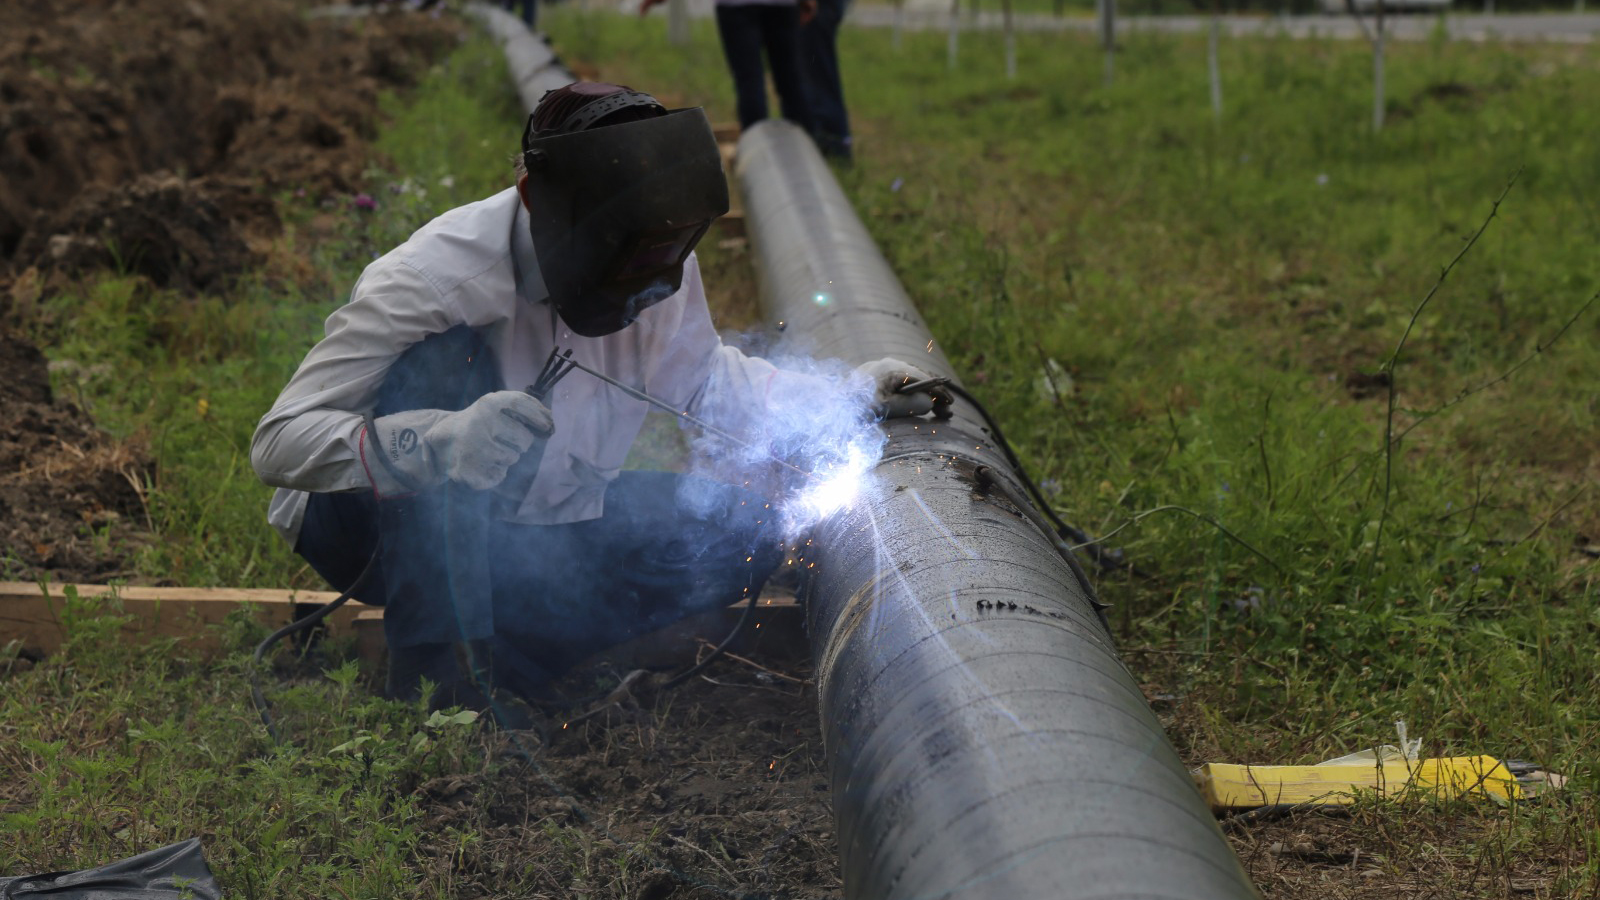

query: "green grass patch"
left=0, top=592, right=488, bottom=897
left=556, top=8, right=1598, bottom=888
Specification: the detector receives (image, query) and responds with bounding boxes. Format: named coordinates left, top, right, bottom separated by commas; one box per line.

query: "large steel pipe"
left=736, top=120, right=1257, bottom=899
left=465, top=3, right=574, bottom=110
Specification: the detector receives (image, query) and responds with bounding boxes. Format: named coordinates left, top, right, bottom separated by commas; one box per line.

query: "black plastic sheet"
left=0, top=839, right=221, bottom=899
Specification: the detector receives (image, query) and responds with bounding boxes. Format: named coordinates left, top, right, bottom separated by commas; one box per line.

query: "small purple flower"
left=294, top=187, right=307, bottom=199
left=890, top=178, right=904, bottom=193
left=1470, top=563, right=1482, bottom=575
left=352, top=193, right=377, bottom=211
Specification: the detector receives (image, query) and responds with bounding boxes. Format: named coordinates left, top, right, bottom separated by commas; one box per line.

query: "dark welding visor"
left=521, top=107, right=729, bottom=336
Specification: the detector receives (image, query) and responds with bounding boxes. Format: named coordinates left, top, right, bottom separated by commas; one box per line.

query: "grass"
left=8, top=5, right=1600, bottom=897
left=0, top=590, right=488, bottom=897
left=552, top=7, right=1600, bottom=894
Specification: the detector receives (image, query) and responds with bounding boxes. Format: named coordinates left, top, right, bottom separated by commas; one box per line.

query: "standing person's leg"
left=800, top=0, right=852, bottom=159
left=715, top=4, right=771, bottom=129
left=758, top=4, right=818, bottom=136
left=485, top=471, right=785, bottom=695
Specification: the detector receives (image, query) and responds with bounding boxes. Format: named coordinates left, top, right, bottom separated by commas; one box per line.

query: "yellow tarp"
left=1193, top=755, right=1523, bottom=811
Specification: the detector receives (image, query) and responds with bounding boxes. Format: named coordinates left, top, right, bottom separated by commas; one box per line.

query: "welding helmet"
left=520, top=84, right=729, bottom=337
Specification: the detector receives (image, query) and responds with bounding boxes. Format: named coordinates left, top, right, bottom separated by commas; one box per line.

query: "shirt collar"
left=511, top=197, right=551, bottom=306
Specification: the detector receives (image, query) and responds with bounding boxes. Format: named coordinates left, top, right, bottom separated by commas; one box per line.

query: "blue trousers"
left=293, top=327, right=784, bottom=701
left=501, top=0, right=536, bottom=27
left=714, top=3, right=816, bottom=134
left=799, top=0, right=852, bottom=158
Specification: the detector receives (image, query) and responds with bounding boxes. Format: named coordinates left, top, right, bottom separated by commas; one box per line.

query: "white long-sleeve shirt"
left=251, top=187, right=788, bottom=546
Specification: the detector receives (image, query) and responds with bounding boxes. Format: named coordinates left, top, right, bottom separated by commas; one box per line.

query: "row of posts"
left=655, top=0, right=1578, bottom=130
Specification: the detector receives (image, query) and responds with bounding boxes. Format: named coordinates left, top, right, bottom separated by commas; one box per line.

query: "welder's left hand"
left=856, top=357, right=953, bottom=420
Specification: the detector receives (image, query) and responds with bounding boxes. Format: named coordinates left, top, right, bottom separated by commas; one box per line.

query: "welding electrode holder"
left=870, top=376, right=954, bottom=421
left=490, top=349, right=576, bottom=518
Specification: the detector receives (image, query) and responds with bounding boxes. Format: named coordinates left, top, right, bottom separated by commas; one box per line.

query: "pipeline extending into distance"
left=736, top=120, right=1259, bottom=900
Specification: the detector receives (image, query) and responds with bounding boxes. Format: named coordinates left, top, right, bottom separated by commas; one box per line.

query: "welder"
left=249, top=82, right=947, bottom=718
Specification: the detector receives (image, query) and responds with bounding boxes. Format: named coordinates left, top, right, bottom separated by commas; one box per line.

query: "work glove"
left=856, top=357, right=954, bottom=420
left=366, top=391, right=554, bottom=494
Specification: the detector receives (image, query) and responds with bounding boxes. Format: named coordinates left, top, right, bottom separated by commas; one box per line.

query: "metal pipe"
left=735, top=120, right=1257, bottom=899
left=465, top=3, right=573, bottom=111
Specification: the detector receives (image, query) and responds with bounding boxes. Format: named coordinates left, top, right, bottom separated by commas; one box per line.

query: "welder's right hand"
left=367, top=392, right=553, bottom=494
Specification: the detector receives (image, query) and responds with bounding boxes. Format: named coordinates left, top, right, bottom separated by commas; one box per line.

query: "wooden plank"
left=0, top=581, right=374, bottom=657
left=714, top=209, right=746, bottom=239
left=2, top=581, right=802, bottom=670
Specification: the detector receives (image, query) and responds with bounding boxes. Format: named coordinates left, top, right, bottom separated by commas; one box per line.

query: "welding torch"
left=872, top=375, right=953, bottom=420
left=550, top=357, right=952, bottom=481
left=546, top=354, right=819, bottom=482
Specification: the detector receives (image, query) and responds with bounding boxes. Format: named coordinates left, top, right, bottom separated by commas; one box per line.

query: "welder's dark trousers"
left=292, top=326, right=785, bottom=705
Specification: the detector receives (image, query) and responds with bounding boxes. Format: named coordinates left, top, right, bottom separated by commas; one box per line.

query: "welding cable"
left=506, top=562, right=766, bottom=711
left=975, top=465, right=1111, bottom=637
left=659, top=565, right=763, bottom=690
left=941, top=381, right=1126, bottom=573
left=250, top=550, right=380, bottom=743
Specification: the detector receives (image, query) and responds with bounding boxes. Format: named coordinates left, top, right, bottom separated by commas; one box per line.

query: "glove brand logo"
left=388, top=427, right=419, bottom=462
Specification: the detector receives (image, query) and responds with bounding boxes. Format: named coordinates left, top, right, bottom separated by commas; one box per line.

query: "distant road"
left=843, top=6, right=1600, bottom=42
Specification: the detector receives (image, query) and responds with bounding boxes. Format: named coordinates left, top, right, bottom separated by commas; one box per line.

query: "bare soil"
left=0, top=0, right=459, bottom=582
left=0, top=326, right=148, bottom=580
left=415, top=644, right=842, bottom=899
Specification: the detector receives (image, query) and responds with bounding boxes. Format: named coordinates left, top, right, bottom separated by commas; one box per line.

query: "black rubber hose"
left=943, top=380, right=1126, bottom=572
left=973, top=464, right=1111, bottom=636
left=250, top=551, right=379, bottom=743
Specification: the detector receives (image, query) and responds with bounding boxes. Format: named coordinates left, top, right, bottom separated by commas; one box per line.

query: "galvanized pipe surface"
left=736, top=120, right=1257, bottom=900
left=465, top=2, right=574, bottom=111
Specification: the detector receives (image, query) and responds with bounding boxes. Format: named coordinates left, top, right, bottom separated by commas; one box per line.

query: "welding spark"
left=786, top=441, right=876, bottom=532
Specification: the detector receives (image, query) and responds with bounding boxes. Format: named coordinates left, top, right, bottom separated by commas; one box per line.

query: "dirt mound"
left=0, top=327, right=149, bottom=581
left=0, top=0, right=460, bottom=291
left=0, top=0, right=464, bottom=582
left=16, top=174, right=271, bottom=293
